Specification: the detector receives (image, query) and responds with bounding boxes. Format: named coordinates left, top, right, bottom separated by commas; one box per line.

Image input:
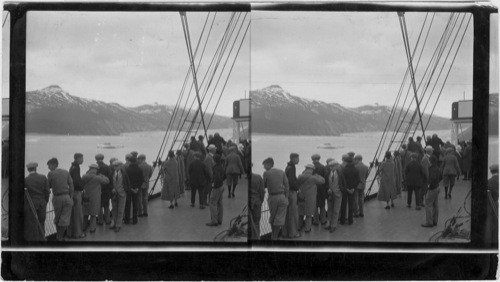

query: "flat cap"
left=26, top=162, right=38, bottom=169
left=326, top=158, right=334, bottom=164
left=138, top=154, right=146, bottom=160
left=305, top=164, right=315, bottom=170
left=311, top=154, right=321, bottom=160
left=89, top=163, right=99, bottom=169
left=95, top=153, right=104, bottom=161
left=425, top=146, right=434, bottom=153
left=207, top=144, right=216, bottom=151
left=112, top=160, right=123, bottom=166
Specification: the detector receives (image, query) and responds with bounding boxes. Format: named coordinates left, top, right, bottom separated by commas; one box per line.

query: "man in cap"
left=353, top=155, right=369, bottom=218
left=339, top=155, right=360, bottom=225
left=325, top=159, right=344, bottom=232
left=311, top=154, right=327, bottom=226
left=110, top=160, right=129, bottom=232
left=137, top=154, right=153, bottom=217
left=225, top=146, right=245, bottom=198
left=203, top=145, right=217, bottom=206
left=422, top=155, right=442, bottom=228
left=405, top=153, right=426, bottom=210
left=283, top=153, right=300, bottom=238
left=24, top=162, right=50, bottom=240
left=262, top=157, right=289, bottom=240
left=188, top=152, right=211, bottom=209
left=418, top=146, right=434, bottom=208
left=249, top=164, right=265, bottom=239
left=68, top=153, right=85, bottom=239
left=47, top=157, right=74, bottom=241
left=124, top=153, right=133, bottom=169
left=95, top=153, right=113, bottom=225
left=206, top=154, right=226, bottom=227
left=124, top=155, right=144, bottom=224
left=81, top=163, right=109, bottom=233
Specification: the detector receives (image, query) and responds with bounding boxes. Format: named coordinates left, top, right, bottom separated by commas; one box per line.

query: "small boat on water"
left=317, top=143, right=339, bottom=150
left=97, top=142, right=124, bottom=149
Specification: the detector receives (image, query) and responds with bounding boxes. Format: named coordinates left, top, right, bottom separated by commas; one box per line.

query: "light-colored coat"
left=377, top=159, right=397, bottom=202
left=161, top=158, right=180, bottom=201
left=298, top=170, right=325, bottom=216
left=82, top=172, right=109, bottom=216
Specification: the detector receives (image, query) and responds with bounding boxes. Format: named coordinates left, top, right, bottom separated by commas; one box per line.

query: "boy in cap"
left=47, top=157, right=74, bottom=241
left=24, top=162, right=50, bottom=240
left=263, top=157, right=289, bottom=240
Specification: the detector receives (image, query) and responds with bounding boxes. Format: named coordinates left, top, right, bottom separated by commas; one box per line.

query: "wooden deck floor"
left=263, top=179, right=471, bottom=243
left=72, top=179, right=248, bottom=242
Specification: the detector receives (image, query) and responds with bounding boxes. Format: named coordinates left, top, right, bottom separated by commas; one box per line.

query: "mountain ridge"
left=251, top=85, right=451, bottom=136
left=26, top=85, right=232, bottom=135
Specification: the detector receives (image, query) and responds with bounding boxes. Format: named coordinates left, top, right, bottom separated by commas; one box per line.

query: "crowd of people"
left=249, top=133, right=484, bottom=240
left=23, top=132, right=251, bottom=241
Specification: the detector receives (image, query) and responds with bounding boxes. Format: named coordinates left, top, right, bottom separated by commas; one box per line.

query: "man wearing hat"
left=311, top=154, right=327, bottom=226
left=354, top=155, right=369, bottom=218
left=203, top=145, right=217, bottom=206
left=405, top=153, right=426, bottom=210
left=418, top=146, right=434, bottom=207
left=225, top=146, right=245, bottom=198
left=110, top=160, right=129, bottom=232
left=262, top=157, right=289, bottom=240
left=68, top=153, right=85, bottom=239
left=339, top=155, right=360, bottom=225
left=297, top=163, right=325, bottom=232
left=96, top=154, right=113, bottom=225
left=325, top=159, right=344, bottom=232
left=283, top=153, right=300, bottom=238
left=24, top=162, right=50, bottom=239
left=188, top=152, right=211, bottom=209
left=138, top=154, right=153, bottom=217
left=81, top=163, right=109, bottom=233
left=124, top=155, right=144, bottom=224
left=47, top=157, right=74, bottom=241
left=441, top=147, right=461, bottom=199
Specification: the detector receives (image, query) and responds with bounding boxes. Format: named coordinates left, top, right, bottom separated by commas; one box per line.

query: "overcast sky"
left=18, top=11, right=250, bottom=117
left=251, top=11, right=498, bottom=118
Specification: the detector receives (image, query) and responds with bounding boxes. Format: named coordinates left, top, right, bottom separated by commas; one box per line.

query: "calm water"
left=25, top=128, right=233, bottom=178
left=251, top=129, right=499, bottom=195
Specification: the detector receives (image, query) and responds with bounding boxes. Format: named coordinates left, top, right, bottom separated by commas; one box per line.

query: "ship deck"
left=260, top=178, right=471, bottom=243
left=69, top=178, right=248, bottom=242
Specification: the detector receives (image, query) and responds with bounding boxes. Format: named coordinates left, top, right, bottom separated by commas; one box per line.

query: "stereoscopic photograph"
left=4, top=10, right=250, bottom=242
left=249, top=10, right=498, bottom=243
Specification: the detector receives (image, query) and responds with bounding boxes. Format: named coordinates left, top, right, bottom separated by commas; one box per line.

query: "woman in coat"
left=377, top=151, right=397, bottom=209
left=441, top=147, right=462, bottom=199
left=297, top=164, right=325, bottom=233
left=82, top=164, right=109, bottom=233
left=161, top=151, right=180, bottom=208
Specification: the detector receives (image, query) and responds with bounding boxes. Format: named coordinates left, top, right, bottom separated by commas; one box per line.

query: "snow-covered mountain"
left=26, top=85, right=232, bottom=135
left=251, top=85, right=450, bottom=136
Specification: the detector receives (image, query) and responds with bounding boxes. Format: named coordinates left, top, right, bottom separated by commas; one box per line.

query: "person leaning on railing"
left=24, top=162, right=50, bottom=240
